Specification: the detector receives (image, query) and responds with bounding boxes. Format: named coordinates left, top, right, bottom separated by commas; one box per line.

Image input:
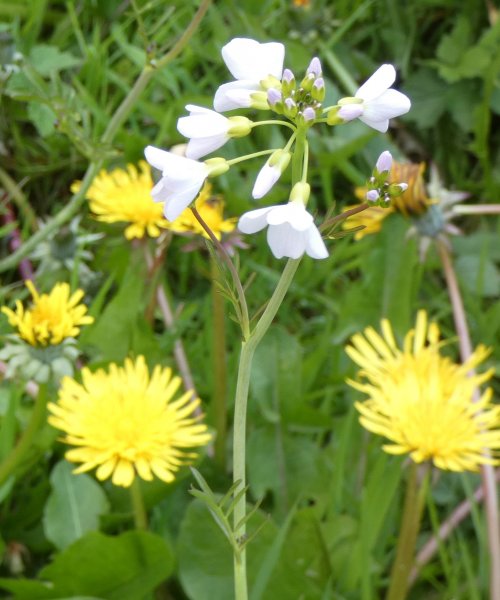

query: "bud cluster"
left=266, top=57, right=325, bottom=126
left=365, top=151, right=408, bottom=207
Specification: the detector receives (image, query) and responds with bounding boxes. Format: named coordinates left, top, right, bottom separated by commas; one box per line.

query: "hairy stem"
left=437, top=241, right=500, bottom=600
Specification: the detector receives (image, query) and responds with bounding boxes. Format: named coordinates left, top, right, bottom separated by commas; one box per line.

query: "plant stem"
left=130, top=478, right=148, bottom=530
left=211, top=256, right=228, bottom=471
left=386, top=462, right=429, bottom=600
left=0, top=0, right=212, bottom=274
left=452, top=204, right=500, bottom=215
left=437, top=240, right=500, bottom=600
left=0, top=384, right=47, bottom=487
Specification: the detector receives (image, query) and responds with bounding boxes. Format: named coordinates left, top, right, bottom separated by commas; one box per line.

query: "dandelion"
left=73, top=162, right=169, bottom=240
left=342, top=205, right=393, bottom=240
left=48, top=356, right=212, bottom=487
left=346, top=311, right=500, bottom=471
left=168, top=182, right=236, bottom=240
left=1, top=280, right=93, bottom=347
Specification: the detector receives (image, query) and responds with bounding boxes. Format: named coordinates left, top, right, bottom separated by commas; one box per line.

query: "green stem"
left=0, top=0, right=212, bottom=274
left=232, top=128, right=308, bottom=600
left=211, top=255, right=228, bottom=471
left=130, top=478, right=148, bottom=530
left=386, top=462, right=429, bottom=600
left=251, top=120, right=297, bottom=132
left=0, top=384, right=47, bottom=487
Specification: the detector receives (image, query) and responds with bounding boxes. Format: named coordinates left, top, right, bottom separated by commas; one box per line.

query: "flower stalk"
left=130, top=479, right=148, bottom=530
left=437, top=240, right=500, bottom=600
left=386, top=462, right=429, bottom=600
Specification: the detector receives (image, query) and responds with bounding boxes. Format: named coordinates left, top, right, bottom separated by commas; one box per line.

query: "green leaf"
left=455, top=255, right=500, bottom=298
left=27, top=102, right=57, bottom=137
left=39, top=530, right=174, bottom=600
left=43, top=460, right=110, bottom=550
left=28, top=44, right=81, bottom=76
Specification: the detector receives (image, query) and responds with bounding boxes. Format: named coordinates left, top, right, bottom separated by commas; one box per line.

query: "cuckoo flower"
left=177, top=105, right=252, bottom=160
left=239, top=183, right=328, bottom=260
left=144, top=146, right=228, bottom=221
left=252, top=150, right=291, bottom=199
left=214, top=37, right=285, bottom=112
left=337, top=64, right=410, bottom=133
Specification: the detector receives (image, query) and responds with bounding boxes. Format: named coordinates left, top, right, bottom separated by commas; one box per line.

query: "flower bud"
left=267, top=88, right=283, bottom=111
left=376, top=151, right=392, bottom=174
left=281, top=69, right=296, bottom=96
left=302, top=107, right=316, bottom=123
left=307, top=57, right=322, bottom=77
left=311, top=77, right=325, bottom=102
left=300, top=72, right=316, bottom=93
left=268, top=149, right=292, bottom=171
left=249, top=91, right=270, bottom=110
left=283, top=97, right=298, bottom=119
left=388, top=182, right=408, bottom=197
left=366, top=190, right=380, bottom=202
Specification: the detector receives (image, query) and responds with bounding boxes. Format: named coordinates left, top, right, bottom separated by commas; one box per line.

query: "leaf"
left=28, top=44, right=81, bottom=76
left=39, top=530, right=174, bottom=600
left=27, top=102, right=57, bottom=137
left=43, top=460, right=110, bottom=550
left=455, top=255, right=500, bottom=298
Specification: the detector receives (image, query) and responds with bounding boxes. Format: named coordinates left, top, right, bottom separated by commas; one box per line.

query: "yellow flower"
left=48, top=356, right=211, bottom=487
left=73, top=162, right=169, bottom=240
left=168, top=182, right=236, bottom=240
left=2, top=281, right=93, bottom=347
left=346, top=311, right=500, bottom=472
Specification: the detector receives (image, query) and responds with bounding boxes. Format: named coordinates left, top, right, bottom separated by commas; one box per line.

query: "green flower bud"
left=227, top=116, right=252, bottom=138
left=205, top=157, right=230, bottom=177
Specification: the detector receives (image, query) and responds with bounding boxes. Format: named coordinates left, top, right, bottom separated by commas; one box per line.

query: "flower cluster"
left=346, top=311, right=500, bottom=472
left=144, top=37, right=411, bottom=259
left=48, top=356, right=211, bottom=487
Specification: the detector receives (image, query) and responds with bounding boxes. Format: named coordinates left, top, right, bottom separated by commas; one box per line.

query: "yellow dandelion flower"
left=346, top=311, right=500, bottom=472
left=342, top=204, right=393, bottom=240
left=390, top=161, right=432, bottom=217
left=73, top=162, right=169, bottom=240
left=1, top=281, right=93, bottom=347
left=168, top=182, right=236, bottom=240
left=48, top=356, right=212, bottom=487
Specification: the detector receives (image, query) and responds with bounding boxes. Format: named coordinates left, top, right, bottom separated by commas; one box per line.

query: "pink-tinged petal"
left=267, top=224, right=307, bottom=259
left=214, top=80, right=258, bottom=112
left=238, top=206, right=274, bottom=234
left=356, top=64, right=396, bottom=101
left=305, top=226, right=328, bottom=259
left=252, top=162, right=281, bottom=199
left=222, top=38, right=285, bottom=80
left=337, top=104, right=364, bottom=121
left=185, top=134, right=229, bottom=160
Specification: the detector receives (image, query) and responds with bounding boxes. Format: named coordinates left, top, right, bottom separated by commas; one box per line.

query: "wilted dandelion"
left=1, top=280, right=93, bottom=347
left=346, top=311, right=500, bottom=471
left=48, top=356, right=211, bottom=487
left=73, top=162, right=169, bottom=239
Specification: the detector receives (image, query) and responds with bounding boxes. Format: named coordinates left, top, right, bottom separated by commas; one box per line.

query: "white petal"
left=144, top=145, right=172, bottom=171
left=305, top=225, right=328, bottom=259
left=151, top=179, right=168, bottom=202
left=267, top=224, right=306, bottom=259
left=358, top=116, right=389, bottom=132
left=238, top=207, right=274, bottom=234
left=177, top=109, right=228, bottom=138
left=252, top=162, right=281, bottom=199
left=185, top=134, right=229, bottom=160
left=266, top=203, right=313, bottom=231
left=214, top=80, right=258, bottom=112
left=356, top=64, right=396, bottom=102
left=163, top=179, right=205, bottom=221
left=221, top=38, right=284, bottom=80
left=363, top=89, right=411, bottom=123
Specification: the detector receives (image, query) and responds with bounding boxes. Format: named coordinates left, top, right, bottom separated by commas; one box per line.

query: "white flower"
left=177, top=105, right=252, bottom=160
left=144, top=145, right=209, bottom=221
left=338, top=64, right=410, bottom=133
left=238, top=202, right=328, bottom=260
left=214, top=38, right=285, bottom=112
left=252, top=150, right=291, bottom=199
